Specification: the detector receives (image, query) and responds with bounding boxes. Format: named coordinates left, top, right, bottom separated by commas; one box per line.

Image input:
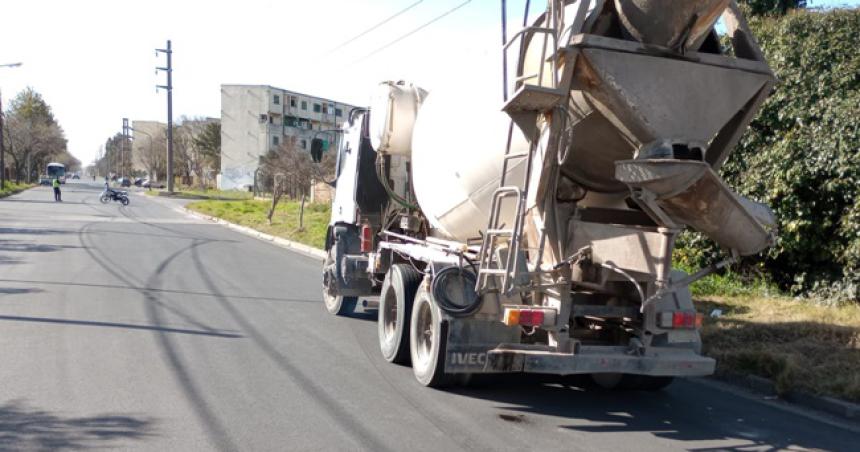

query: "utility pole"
left=106, top=139, right=112, bottom=180
left=122, top=118, right=129, bottom=179
left=156, top=40, right=174, bottom=192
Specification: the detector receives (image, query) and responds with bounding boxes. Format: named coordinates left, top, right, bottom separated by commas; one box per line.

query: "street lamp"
left=0, top=62, right=23, bottom=190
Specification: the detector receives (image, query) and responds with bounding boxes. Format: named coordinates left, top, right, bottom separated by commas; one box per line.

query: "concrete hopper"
left=614, top=0, right=731, bottom=50
left=572, top=42, right=772, bottom=154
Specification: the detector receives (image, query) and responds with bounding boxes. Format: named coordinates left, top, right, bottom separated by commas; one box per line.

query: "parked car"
left=133, top=178, right=144, bottom=187
left=118, top=177, right=132, bottom=187
left=71, top=173, right=80, bottom=180
left=142, top=179, right=165, bottom=189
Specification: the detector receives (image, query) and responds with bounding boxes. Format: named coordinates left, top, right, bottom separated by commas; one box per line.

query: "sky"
left=1, top=0, right=858, bottom=166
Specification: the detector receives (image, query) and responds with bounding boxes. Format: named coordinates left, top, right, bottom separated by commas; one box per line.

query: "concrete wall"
left=220, top=85, right=269, bottom=190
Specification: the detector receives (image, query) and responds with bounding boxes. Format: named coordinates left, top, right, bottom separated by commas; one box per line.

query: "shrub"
left=679, top=8, right=860, bottom=300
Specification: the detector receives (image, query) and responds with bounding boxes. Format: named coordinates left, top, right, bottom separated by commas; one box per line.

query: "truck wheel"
left=378, top=264, right=422, bottom=364
left=323, top=247, right=357, bottom=316
left=410, top=286, right=452, bottom=387
left=324, top=292, right=357, bottom=316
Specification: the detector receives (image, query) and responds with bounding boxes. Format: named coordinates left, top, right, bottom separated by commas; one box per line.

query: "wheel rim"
left=322, top=252, right=340, bottom=310
left=414, top=300, right=434, bottom=367
left=382, top=289, right=398, bottom=343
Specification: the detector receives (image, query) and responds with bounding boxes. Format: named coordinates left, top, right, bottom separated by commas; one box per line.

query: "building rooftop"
left=221, top=84, right=360, bottom=108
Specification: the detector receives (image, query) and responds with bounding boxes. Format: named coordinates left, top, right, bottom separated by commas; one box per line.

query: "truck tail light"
left=360, top=224, right=373, bottom=253
left=659, top=311, right=703, bottom=329
left=503, top=307, right=555, bottom=327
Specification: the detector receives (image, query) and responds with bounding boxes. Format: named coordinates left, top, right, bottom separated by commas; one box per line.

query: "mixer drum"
left=411, top=88, right=528, bottom=242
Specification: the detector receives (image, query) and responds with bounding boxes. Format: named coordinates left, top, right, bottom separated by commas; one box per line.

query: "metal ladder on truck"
left=476, top=0, right=568, bottom=295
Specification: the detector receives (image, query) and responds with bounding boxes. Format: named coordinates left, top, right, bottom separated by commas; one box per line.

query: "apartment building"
left=220, top=84, right=358, bottom=190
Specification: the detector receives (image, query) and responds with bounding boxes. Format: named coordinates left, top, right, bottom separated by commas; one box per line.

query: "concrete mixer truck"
left=322, top=0, right=777, bottom=388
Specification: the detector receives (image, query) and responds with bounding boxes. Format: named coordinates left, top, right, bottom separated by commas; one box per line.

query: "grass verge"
left=144, top=188, right=252, bottom=201
left=697, top=295, right=860, bottom=402
left=186, top=198, right=329, bottom=249
left=0, top=182, right=35, bottom=198
left=688, top=267, right=860, bottom=402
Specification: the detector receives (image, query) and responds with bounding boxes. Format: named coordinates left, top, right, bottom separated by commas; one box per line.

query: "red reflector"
left=518, top=310, right=545, bottom=326
left=672, top=312, right=697, bottom=329
left=360, top=224, right=372, bottom=253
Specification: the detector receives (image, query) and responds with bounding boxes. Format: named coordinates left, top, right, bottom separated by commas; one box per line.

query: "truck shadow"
left=449, top=375, right=852, bottom=450
left=0, top=400, right=157, bottom=450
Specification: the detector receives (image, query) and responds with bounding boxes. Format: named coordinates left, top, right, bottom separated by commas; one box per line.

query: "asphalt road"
left=1, top=181, right=857, bottom=451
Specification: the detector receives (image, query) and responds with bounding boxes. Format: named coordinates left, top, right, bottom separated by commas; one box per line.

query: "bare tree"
left=140, top=129, right=166, bottom=182
left=258, top=137, right=336, bottom=227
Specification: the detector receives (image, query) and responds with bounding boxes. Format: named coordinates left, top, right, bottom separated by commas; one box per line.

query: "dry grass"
left=696, top=295, right=860, bottom=401
left=186, top=199, right=330, bottom=249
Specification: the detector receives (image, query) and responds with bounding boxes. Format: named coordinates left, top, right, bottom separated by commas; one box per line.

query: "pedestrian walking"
left=52, top=177, right=62, bottom=202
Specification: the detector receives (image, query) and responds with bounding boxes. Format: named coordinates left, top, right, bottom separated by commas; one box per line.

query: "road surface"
left=1, top=181, right=857, bottom=451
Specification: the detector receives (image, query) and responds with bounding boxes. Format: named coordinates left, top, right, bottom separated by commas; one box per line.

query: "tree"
left=194, top=122, right=221, bottom=174
left=171, top=117, right=219, bottom=189
left=678, top=8, right=860, bottom=301
left=739, top=0, right=806, bottom=16
left=139, top=128, right=166, bottom=182
left=2, top=88, right=67, bottom=183
left=258, top=137, right=335, bottom=227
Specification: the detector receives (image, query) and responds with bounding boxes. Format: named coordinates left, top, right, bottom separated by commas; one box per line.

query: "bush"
left=680, top=8, right=860, bottom=300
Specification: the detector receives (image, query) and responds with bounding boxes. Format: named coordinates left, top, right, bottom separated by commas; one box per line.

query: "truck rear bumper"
left=484, top=345, right=715, bottom=377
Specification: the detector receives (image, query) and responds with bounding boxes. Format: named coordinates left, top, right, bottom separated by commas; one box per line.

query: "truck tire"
left=323, top=246, right=357, bottom=316
left=324, top=292, right=358, bottom=316
left=378, top=264, right=422, bottom=364
left=410, top=286, right=452, bottom=387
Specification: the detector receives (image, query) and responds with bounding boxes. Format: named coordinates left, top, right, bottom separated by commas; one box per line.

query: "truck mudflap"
left=484, top=346, right=715, bottom=377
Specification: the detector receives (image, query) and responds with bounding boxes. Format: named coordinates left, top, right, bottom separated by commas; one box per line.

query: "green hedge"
left=677, top=8, right=860, bottom=302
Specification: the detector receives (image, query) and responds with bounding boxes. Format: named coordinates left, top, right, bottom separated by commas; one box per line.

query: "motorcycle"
left=100, top=188, right=130, bottom=206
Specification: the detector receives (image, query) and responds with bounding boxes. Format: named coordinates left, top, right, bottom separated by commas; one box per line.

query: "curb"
left=714, top=373, right=860, bottom=421
left=177, top=205, right=327, bottom=262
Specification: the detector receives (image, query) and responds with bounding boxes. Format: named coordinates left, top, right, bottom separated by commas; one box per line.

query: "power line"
left=350, top=0, right=473, bottom=66
left=328, top=0, right=425, bottom=54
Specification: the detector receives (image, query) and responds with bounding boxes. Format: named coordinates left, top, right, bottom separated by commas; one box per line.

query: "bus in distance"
left=47, top=162, right=66, bottom=184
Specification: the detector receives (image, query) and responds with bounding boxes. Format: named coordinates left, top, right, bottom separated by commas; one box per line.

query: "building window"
left=290, top=97, right=297, bottom=107
left=301, top=100, right=307, bottom=110
left=273, top=95, right=280, bottom=105
left=335, top=108, right=343, bottom=117
left=300, top=139, right=307, bottom=149
left=284, top=116, right=298, bottom=127
left=313, top=103, right=321, bottom=113
left=322, top=104, right=328, bottom=114
left=269, top=115, right=274, bottom=124
left=273, top=135, right=279, bottom=146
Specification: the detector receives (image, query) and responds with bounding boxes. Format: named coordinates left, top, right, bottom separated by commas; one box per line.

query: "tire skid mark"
left=189, top=244, right=394, bottom=452
left=77, top=221, right=239, bottom=452
left=77, top=205, right=221, bottom=334
left=345, top=321, right=470, bottom=451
